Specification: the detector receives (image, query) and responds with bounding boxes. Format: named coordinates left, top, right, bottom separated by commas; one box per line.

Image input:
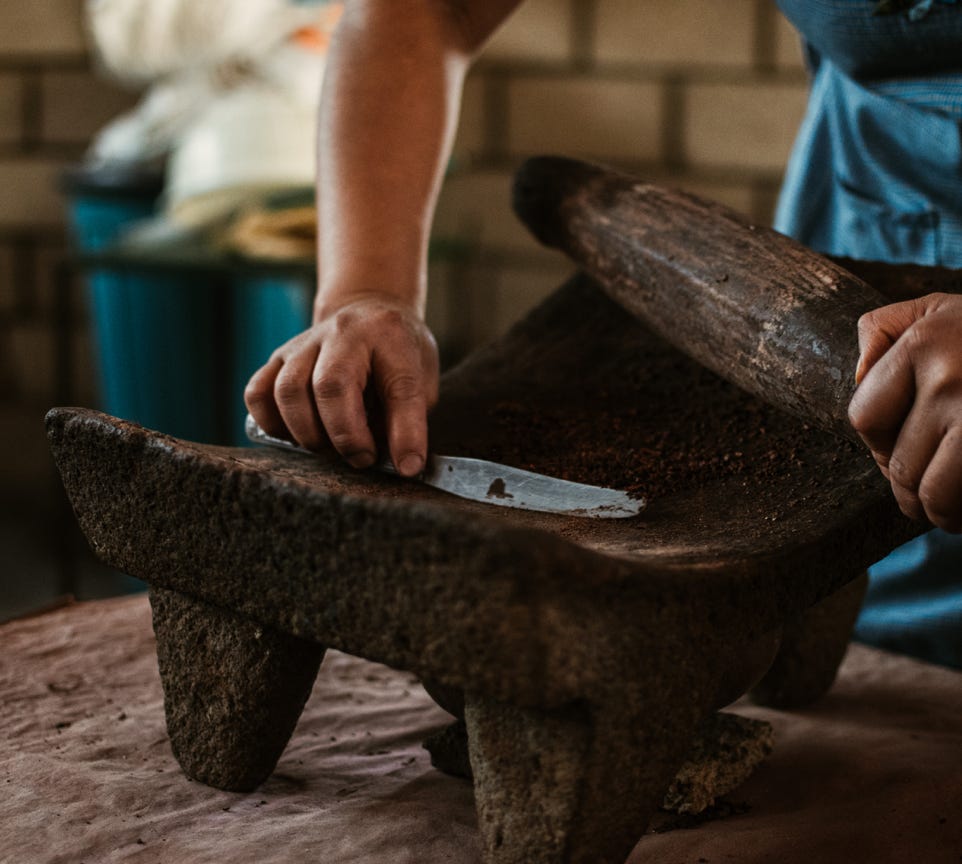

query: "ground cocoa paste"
left=444, top=343, right=860, bottom=504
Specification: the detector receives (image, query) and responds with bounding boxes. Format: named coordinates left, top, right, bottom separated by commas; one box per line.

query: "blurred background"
left=0, top=0, right=807, bottom=620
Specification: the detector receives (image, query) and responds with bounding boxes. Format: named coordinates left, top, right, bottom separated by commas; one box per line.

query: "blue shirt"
left=773, top=0, right=962, bottom=669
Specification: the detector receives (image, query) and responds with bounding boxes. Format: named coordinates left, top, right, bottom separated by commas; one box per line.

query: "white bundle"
left=86, top=0, right=321, bottom=84
left=84, top=0, right=334, bottom=205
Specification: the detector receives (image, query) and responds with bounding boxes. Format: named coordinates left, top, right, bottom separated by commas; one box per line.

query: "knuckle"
left=857, top=309, right=880, bottom=335
left=332, top=308, right=360, bottom=336
left=244, top=378, right=271, bottom=409
left=847, top=399, right=869, bottom=435
left=314, top=368, right=352, bottom=402
left=274, top=375, right=305, bottom=407
left=886, top=454, right=919, bottom=492
left=382, top=373, right=423, bottom=404
left=918, top=490, right=953, bottom=528
left=326, top=427, right=362, bottom=453
left=895, top=491, right=924, bottom=522
left=376, top=307, right=406, bottom=330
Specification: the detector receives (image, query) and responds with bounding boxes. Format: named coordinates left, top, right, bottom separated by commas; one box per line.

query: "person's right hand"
left=849, top=292, right=962, bottom=533
left=244, top=295, right=439, bottom=477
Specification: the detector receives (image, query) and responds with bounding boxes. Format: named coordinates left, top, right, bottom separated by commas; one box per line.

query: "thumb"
left=855, top=298, right=928, bottom=386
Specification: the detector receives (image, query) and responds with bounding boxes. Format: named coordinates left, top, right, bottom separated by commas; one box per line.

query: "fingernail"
left=398, top=454, right=424, bottom=477
left=350, top=451, right=376, bottom=470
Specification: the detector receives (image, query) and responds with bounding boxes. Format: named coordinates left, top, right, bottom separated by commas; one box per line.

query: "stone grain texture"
left=425, top=710, right=774, bottom=818
left=662, top=713, right=774, bottom=815
left=47, top=265, right=926, bottom=864
left=511, top=156, right=887, bottom=441
left=751, top=572, right=868, bottom=709
left=150, top=587, right=325, bottom=792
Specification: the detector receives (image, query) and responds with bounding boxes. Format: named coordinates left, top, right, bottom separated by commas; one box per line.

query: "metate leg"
left=149, top=586, right=325, bottom=791
left=465, top=690, right=707, bottom=864
left=750, top=572, right=869, bottom=709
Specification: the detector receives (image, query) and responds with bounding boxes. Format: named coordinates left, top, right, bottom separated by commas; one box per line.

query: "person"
left=244, top=0, right=962, bottom=666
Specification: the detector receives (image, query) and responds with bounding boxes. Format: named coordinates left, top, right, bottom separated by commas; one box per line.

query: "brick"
left=433, top=168, right=555, bottom=256
left=71, top=321, right=98, bottom=406
left=0, top=76, right=22, bottom=146
left=0, top=243, right=15, bottom=314
left=595, top=0, right=755, bottom=68
left=41, top=70, right=139, bottom=145
left=0, top=0, right=88, bottom=57
left=6, top=312, right=92, bottom=404
left=0, top=158, right=72, bottom=228
left=483, top=0, right=572, bottom=64
left=507, top=76, right=663, bottom=162
left=684, top=81, right=808, bottom=172
left=775, top=11, right=806, bottom=71
left=7, top=320, right=55, bottom=403
left=34, top=237, right=76, bottom=317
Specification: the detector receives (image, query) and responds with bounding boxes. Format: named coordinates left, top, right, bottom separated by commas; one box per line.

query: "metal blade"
left=245, top=415, right=644, bottom=519
left=420, top=455, right=644, bottom=518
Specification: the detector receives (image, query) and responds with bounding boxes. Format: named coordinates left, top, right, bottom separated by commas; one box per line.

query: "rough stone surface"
left=425, top=710, right=775, bottom=819
left=662, top=713, right=774, bottom=815
left=751, top=572, right=869, bottom=709
left=511, top=156, right=886, bottom=441
left=424, top=719, right=472, bottom=779
left=46, top=266, right=925, bottom=864
left=150, top=587, right=325, bottom=792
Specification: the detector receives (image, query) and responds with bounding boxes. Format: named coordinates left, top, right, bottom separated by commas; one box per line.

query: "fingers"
left=372, top=321, right=438, bottom=477
left=273, top=342, right=326, bottom=449
left=919, top=426, right=962, bottom=534
left=245, top=356, right=287, bottom=439
left=243, top=299, right=438, bottom=476
left=855, top=299, right=927, bottom=385
left=313, top=341, right=377, bottom=468
left=849, top=294, right=962, bottom=530
left=849, top=331, right=917, bottom=468
left=886, top=400, right=944, bottom=522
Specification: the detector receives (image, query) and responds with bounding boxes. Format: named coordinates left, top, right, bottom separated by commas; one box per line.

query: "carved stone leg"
left=149, top=586, right=325, bottom=791
left=465, top=693, right=705, bottom=864
left=750, top=572, right=868, bottom=709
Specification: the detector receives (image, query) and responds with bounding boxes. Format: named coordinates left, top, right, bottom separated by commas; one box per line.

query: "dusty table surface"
left=1, top=595, right=961, bottom=864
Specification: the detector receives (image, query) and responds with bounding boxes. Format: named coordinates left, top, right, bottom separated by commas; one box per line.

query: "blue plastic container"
left=63, top=165, right=315, bottom=446
left=63, top=166, right=225, bottom=443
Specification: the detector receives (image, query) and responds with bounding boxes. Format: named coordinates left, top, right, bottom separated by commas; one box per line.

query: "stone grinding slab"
left=45, top=273, right=927, bottom=864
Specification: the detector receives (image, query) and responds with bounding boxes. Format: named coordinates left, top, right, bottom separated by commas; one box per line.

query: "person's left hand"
left=849, top=292, right=962, bottom=533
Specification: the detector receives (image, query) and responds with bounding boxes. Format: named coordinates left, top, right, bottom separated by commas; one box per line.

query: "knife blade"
left=244, top=414, right=644, bottom=519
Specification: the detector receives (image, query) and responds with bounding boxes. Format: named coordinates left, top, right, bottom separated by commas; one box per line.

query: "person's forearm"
left=314, top=0, right=518, bottom=321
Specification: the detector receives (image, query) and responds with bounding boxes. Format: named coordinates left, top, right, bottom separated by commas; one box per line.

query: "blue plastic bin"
left=62, top=165, right=222, bottom=443
left=62, top=165, right=309, bottom=445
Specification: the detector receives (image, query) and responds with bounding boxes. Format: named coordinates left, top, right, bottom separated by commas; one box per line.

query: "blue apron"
left=774, top=0, right=962, bottom=668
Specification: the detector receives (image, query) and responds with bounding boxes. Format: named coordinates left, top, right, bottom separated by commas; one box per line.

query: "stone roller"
left=511, top=155, right=888, bottom=443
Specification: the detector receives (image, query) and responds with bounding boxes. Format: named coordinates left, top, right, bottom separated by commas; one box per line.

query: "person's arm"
left=245, top=0, right=522, bottom=476
left=848, top=293, right=962, bottom=533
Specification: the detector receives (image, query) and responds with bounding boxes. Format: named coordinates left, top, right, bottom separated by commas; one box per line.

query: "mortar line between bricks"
left=570, top=0, right=597, bottom=72
left=661, top=75, right=687, bottom=173
left=19, top=70, right=41, bottom=152
left=11, top=231, right=37, bottom=316
left=474, top=60, right=808, bottom=86
left=754, top=0, right=778, bottom=74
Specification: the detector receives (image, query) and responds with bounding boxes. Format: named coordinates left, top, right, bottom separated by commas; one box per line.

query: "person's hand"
left=848, top=293, right=962, bottom=533
left=244, top=295, right=439, bottom=477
